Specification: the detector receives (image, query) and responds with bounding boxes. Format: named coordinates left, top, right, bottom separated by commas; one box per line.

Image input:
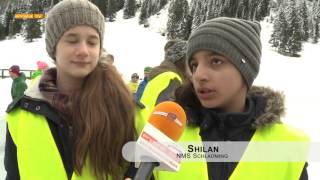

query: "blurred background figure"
left=128, top=73, right=140, bottom=96
left=106, top=54, right=114, bottom=65
left=100, top=49, right=115, bottom=65
left=31, top=61, right=49, bottom=80
left=8, top=65, right=27, bottom=101
left=135, top=66, right=152, bottom=101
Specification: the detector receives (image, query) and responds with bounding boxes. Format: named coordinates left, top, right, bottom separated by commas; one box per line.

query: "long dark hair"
left=69, top=60, right=135, bottom=180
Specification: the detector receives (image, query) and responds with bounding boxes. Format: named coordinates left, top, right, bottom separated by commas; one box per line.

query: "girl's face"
left=190, top=50, right=247, bottom=112
left=55, top=25, right=100, bottom=80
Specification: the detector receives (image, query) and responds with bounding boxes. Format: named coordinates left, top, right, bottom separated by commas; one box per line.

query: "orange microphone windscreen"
left=148, top=101, right=186, bottom=141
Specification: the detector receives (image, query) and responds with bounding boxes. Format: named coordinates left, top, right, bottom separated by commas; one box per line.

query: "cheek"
left=222, top=70, right=244, bottom=90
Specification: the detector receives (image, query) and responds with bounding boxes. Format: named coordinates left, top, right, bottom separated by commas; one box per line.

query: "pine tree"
left=8, top=7, right=22, bottom=37
left=92, top=0, right=107, bottom=18
left=117, top=0, right=125, bottom=11
left=311, top=0, right=320, bottom=43
left=0, top=22, right=6, bottom=40
left=286, top=0, right=302, bottom=56
left=206, top=0, right=215, bottom=20
left=167, top=0, right=189, bottom=40
left=4, top=4, right=14, bottom=36
left=123, top=0, right=136, bottom=19
left=24, top=0, right=42, bottom=42
left=269, top=6, right=281, bottom=49
left=298, top=0, right=309, bottom=41
left=155, top=0, right=168, bottom=12
left=269, top=4, right=289, bottom=54
left=191, top=0, right=203, bottom=31
left=106, top=0, right=117, bottom=22
left=256, top=0, right=271, bottom=21
left=139, top=0, right=152, bottom=25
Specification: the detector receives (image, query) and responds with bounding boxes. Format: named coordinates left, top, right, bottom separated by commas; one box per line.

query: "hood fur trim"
left=249, top=86, right=285, bottom=128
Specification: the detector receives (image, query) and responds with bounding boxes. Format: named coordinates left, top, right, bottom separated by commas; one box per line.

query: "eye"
left=87, top=40, right=98, bottom=46
left=66, top=38, right=78, bottom=44
left=189, top=61, right=198, bottom=73
left=211, top=57, right=223, bottom=65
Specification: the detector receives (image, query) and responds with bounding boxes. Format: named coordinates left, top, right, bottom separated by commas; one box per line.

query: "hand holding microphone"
left=134, top=101, right=186, bottom=180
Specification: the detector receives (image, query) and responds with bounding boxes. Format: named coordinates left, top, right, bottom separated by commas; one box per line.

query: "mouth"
left=196, top=87, right=216, bottom=100
left=71, top=61, right=90, bottom=66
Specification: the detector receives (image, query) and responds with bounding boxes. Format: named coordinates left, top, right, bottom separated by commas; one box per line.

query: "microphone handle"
left=134, top=161, right=159, bottom=180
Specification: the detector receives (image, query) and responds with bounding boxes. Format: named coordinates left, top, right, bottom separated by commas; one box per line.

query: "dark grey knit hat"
left=45, top=0, right=105, bottom=60
left=164, top=39, right=187, bottom=64
left=187, top=17, right=262, bottom=87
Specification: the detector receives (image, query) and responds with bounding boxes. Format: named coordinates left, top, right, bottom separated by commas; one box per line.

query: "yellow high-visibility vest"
left=153, top=124, right=308, bottom=180
left=6, top=108, right=112, bottom=180
left=135, top=71, right=182, bottom=134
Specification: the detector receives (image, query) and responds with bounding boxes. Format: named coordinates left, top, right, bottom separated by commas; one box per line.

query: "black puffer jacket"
left=185, top=86, right=308, bottom=180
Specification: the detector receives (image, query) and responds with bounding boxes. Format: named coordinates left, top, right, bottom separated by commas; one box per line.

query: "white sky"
left=0, top=10, right=319, bottom=179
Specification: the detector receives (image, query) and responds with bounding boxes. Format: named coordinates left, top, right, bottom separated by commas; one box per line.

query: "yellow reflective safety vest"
left=6, top=108, right=106, bottom=180
left=153, top=124, right=308, bottom=180
left=135, top=71, right=182, bottom=134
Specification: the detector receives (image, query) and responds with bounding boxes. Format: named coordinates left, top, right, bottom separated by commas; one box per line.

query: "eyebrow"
left=64, top=33, right=99, bottom=40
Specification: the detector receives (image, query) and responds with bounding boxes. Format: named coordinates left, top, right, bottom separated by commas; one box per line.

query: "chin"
left=70, top=71, right=92, bottom=79
left=200, top=100, right=219, bottom=109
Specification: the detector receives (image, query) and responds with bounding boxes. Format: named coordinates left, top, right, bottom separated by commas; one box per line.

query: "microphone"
left=134, top=101, right=186, bottom=180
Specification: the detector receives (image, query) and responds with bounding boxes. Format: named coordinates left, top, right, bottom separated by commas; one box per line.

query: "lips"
left=196, top=87, right=216, bottom=100
left=71, top=61, right=90, bottom=66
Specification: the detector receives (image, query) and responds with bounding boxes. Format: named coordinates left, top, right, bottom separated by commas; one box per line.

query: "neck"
left=56, top=74, right=84, bottom=95
left=221, top=90, right=247, bottom=113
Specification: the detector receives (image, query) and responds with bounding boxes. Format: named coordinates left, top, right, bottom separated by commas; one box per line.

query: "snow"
left=0, top=13, right=319, bottom=179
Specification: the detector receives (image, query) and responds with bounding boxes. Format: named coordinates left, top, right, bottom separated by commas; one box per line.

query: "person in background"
left=5, top=0, right=135, bottom=180
left=8, top=65, right=27, bottom=101
left=135, top=66, right=152, bottom=101
left=128, top=73, right=140, bottom=96
left=125, top=39, right=188, bottom=179
left=31, top=61, right=49, bottom=79
left=106, top=54, right=114, bottom=65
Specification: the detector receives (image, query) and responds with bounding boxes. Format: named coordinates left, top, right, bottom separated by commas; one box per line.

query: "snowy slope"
left=0, top=11, right=319, bottom=179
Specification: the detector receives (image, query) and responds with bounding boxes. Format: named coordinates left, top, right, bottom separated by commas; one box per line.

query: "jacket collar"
left=188, top=86, right=285, bottom=129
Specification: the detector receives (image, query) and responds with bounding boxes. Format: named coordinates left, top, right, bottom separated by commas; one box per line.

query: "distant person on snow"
left=128, top=73, right=140, bottom=96
left=135, top=66, right=152, bottom=102
left=8, top=65, right=27, bottom=101
left=31, top=61, right=49, bottom=79
left=5, top=0, right=135, bottom=179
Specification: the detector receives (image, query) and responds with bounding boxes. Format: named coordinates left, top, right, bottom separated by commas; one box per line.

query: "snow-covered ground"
left=0, top=12, right=319, bottom=179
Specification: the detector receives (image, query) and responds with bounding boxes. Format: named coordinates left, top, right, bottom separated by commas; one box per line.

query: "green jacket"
left=11, top=72, right=27, bottom=100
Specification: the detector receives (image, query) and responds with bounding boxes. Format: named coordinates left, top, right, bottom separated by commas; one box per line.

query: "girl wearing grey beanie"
left=162, top=17, right=308, bottom=180
left=5, top=0, right=135, bottom=180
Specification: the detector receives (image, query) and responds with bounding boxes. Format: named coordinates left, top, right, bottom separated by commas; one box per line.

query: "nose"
left=193, top=63, right=209, bottom=83
left=76, top=41, right=89, bottom=57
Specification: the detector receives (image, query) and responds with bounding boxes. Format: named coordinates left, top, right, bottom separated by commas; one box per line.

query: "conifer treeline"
left=0, top=0, right=319, bottom=57
left=269, top=0, right=320, bottom=57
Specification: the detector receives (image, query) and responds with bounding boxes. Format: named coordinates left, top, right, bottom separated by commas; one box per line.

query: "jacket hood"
left=248, top=86, right=285, bottom=128
left=186, top=86, right=286, bottom=129
left=24, top=77, right=47, bottom=102
left=16, top=72, right=27, bottom=82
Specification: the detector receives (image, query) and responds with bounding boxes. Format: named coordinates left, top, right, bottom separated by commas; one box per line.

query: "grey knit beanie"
left=187, top=17, right=262, bottom=88
left=164, top=39, right=187, bottom=64
left=45, top=0, right=105, bottom=60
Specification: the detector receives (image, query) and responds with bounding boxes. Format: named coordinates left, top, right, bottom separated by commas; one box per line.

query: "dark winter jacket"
left=183, top=86, right=308, bottom=180
left=5, top=79, right=74, bottom=180
left=10, top=72, right=27, bottom=101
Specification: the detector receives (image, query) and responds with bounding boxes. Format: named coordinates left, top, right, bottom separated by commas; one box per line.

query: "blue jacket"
left=135, top=77, right=148, bottom=101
